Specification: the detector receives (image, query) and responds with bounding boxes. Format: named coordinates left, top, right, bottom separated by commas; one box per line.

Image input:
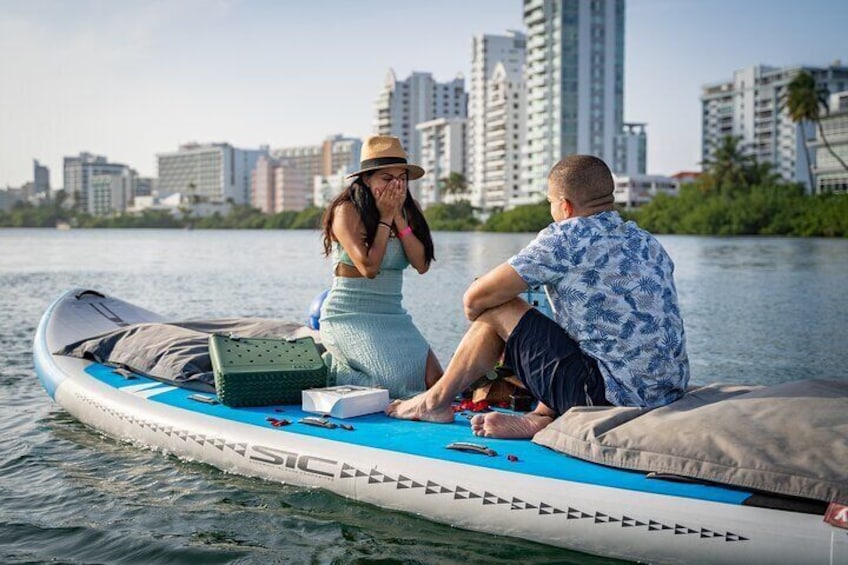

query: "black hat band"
left=360, top=156, right=408, bottom=169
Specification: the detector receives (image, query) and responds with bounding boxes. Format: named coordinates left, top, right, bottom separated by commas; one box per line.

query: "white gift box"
left=301, top=385, right=390, bottom=419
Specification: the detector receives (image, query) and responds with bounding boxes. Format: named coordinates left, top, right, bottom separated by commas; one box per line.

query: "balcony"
left=485, top=147, right=506, bottom=161
left=527, top=35, right=546, bottom=50
left=487, top=105, right=506, bottom=118
left=486, top=134, right=507, bottom=147
left=488, top=115, right=507, bottom=128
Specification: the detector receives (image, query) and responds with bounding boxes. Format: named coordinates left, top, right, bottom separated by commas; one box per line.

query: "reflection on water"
left=662, top=236, right=848, bottom=385
left=1, top=228, right=847, bottom=564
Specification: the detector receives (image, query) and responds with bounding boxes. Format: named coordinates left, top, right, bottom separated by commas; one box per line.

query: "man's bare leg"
left=386, top=299, right=530, bottom=423
left=470, top=402, right=556, bottom=439
left=424, top=349, right=443, bottom=389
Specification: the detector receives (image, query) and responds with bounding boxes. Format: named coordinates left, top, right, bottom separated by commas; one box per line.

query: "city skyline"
left=1, top=0, right=846, bottom=188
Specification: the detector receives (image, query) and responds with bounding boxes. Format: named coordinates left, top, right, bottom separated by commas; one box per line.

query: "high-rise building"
left=701, top=64, right=848, bottom=191
left=251, top=155, right=310, bottom=213
left=252, top=155, right=278, bottom=214
left=468, top=31, right=526, bottom=210
left=272, top=145, right=322, bottom=184
left=269, top=135, right=361, bottom=209
left=613, top=123, right=647, bottom=177
left=63, top=152, right=133, bottom=213
left=373, top=70, right=468, bottom=174
left=813, top=90, right=848, bottom=193
left=272, top=135, right=360, bottom=185
left=416, top=117, right=467, bottom=207
left=156, top=143, right=268, bottom=204
left=483, top=62, right=529, bottom=209
left=90, top=168, right=135, bottom=216
left=522, top=0, right=626, bottom=197
left=33, top=159, right=50, bottom=198
left=134, top=177, right=156, bottom=199
left=0, top=187, right=25, bottom=211
left=321, top=135, right=362, bottom=179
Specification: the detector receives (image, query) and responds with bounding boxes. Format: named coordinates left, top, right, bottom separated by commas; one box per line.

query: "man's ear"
left=562, top=198, right=574, bottom=218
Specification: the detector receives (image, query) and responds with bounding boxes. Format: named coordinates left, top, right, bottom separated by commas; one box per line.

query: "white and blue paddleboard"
left=33, top=289, right=847, bottom=564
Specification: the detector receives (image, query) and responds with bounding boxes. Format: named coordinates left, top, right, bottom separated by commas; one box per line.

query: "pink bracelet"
left=397, top=225, right=413, bottom=239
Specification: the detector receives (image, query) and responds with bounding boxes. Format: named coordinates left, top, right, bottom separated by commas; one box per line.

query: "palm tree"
left=702, top=135, right=755, bottom=195
left=438, top=172, right=468, bottom=200
left=784, top=70, right=848, bottom=192
left=745, top=160, right=783, bottom=188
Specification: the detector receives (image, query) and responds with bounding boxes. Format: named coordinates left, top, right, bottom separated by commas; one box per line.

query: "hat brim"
left=345, top=163, right=425, bottom=180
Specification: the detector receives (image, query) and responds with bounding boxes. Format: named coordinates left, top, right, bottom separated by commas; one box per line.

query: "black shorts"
left=503, top=308, right=609, bottom=414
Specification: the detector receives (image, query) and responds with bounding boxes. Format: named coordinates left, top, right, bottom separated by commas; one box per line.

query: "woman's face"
left=365, top=167, right=408, bottom=196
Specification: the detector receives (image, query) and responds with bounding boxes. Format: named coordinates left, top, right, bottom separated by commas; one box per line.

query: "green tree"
left=483, top=201, right=551, bottom=233
left=289, top=206, right=324, bottom=229
left=424, top=200, right=480, bottom=231
left=745, top=160, right=783, bottom=188
left=784, top=70, right=848, bottom=190
left=439, top=172, right=468, bottom=199
left=701, top=135, right=755, bottom=195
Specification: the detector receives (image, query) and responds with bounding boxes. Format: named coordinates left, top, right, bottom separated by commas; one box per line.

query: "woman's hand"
left=375, top=179, right=405, bottom=221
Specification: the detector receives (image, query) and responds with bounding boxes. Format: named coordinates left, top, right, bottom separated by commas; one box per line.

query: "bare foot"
left=385, top=392, right=455, bottom=423
left=470, top=411, right=554, bottom=439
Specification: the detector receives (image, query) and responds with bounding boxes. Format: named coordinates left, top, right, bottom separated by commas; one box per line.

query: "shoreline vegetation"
left=3, top=147, right=847, bottom=236
left=3, top=183, right=847, bottom=237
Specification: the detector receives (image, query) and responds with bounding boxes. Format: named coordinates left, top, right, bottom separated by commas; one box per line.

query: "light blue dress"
left=319, top=238, right=430, bottom=399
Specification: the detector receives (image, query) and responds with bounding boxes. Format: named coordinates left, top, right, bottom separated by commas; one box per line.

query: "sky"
left=1, top=0, right=846, bottom=188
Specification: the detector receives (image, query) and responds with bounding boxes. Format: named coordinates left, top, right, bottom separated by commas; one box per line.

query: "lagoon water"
left=2, top=228, right=847, bottom=564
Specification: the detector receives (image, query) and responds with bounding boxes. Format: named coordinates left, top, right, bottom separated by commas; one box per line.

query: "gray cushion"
left=57, top=319, right=322, bottom=393
left=533, top=379, right=848, bottom=504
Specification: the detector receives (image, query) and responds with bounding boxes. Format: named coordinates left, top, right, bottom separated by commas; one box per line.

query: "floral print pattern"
left=509, top=211, right=689, bottom=408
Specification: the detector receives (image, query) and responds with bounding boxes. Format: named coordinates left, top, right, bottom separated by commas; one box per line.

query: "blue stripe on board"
left=85, top=363, right=750, bottom=505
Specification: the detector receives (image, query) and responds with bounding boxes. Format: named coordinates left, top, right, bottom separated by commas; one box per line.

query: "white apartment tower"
left=90, top=168, right=136, bottom=216
left=522, top=0, right=626, bottom=197
left=813, top=90, right=848, bottom=193
left=63, top=152, right=134, bottom=214
left=373, top=70, right=468, bottom=173
left=701, top=64, right=848, bottom=191
left=484, top=62, right=529, bottom=209
left=416, top=117, right=467, bottom=207
left=157, top=143, right=268, bottom=204
left=468, top=31, right=526, bottom=210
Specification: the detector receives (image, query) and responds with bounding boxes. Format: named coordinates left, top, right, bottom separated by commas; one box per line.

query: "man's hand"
left=463, top=263, right=528, bottom=321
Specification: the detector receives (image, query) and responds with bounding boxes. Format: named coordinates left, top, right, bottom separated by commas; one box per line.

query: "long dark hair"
left=321, top=173, right=435, bottom=265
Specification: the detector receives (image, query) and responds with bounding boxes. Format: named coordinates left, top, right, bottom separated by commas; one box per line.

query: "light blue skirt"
left=318, top=270, right=429, bottom=399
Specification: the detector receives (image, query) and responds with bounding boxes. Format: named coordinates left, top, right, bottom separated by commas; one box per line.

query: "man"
left=386, top=154, right=689, bottom=438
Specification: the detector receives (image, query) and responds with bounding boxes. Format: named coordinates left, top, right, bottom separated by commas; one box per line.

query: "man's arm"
left=463, top=262, right=528, bottom=321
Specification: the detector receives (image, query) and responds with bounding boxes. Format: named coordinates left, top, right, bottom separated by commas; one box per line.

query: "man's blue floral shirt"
left=508, top=211, right=689, bottom=408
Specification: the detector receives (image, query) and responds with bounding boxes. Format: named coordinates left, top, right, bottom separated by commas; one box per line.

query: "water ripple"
left=3, top=230, right=846, bottom=564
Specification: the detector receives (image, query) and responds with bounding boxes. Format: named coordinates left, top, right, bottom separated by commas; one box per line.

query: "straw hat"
left=346, top=135, right=425, bottom=180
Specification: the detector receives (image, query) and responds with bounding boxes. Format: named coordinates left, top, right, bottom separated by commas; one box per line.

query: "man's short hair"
left=548, top=155, right=615, bottom=210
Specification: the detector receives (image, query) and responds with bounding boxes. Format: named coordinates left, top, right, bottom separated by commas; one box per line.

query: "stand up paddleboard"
left=33, top=289, right=847, bottom=564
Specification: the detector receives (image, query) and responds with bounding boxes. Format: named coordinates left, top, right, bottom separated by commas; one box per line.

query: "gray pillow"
left=57, top=318, right=322, bottom=393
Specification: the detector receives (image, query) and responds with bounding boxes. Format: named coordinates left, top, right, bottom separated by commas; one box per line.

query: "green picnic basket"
left=209, top=334, right=328, bottom=407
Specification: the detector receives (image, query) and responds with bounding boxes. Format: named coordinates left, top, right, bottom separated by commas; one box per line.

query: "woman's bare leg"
left=386, top=299, right=530, bottom=422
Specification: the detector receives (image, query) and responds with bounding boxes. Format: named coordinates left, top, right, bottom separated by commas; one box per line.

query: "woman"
left=319, top=135, right=443, bottom=398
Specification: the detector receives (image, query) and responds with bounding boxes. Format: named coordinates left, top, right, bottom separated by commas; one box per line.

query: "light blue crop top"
left=333, top=238, right=410, bottom=272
